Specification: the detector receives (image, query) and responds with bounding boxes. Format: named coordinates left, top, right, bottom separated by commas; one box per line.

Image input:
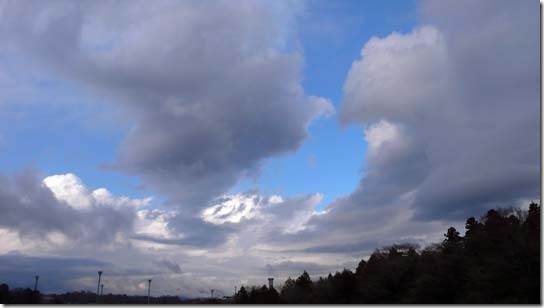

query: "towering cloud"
left=0, top=0, right=332, bottom=209
left=341, top=0, right=539, bottom=220
left=262, top=0, right=539, bottom=256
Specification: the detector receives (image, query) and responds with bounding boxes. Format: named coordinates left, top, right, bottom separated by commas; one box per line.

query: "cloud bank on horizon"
left=0, top=0, right=539, bottom=298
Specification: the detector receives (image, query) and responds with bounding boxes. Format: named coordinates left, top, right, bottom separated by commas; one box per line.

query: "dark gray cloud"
left=130, top=234, right=185, bottom=246
left=165, top=213, right=234, bottom=247
left=410, top=0, right=540, bottom=219
left=0, top=169, right=136, bottom=243
left=0, top=170, right=78, bottom=238
left=289, top=240, right=380, bottom=254
left=0, top=0, right=331, bottom=212
left=0, top=252, right=171, bottom=295
left=154, top=259, right=182, bottom=274
left=339, top=0, right=539, bottom=221
left=130, top=206, right=233, bottom=248
left=261, top=0, right=538, bottom=256
left=267, top=199, right=449, bottom=258
left=0, top=252, right=107, bottom=293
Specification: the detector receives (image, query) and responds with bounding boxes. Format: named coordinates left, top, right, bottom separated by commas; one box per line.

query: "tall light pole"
left=97, top=271, right=103, bottom=303
left=147, top=279, right=152, bottom=304
left=34, top=275, right=39, bottom=292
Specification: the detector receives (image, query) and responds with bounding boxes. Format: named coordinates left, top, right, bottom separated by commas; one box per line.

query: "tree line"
left=0, top=203, right=539, bottom=304
left=234, top=203, right=540, bottom=304
left=0, top=287, right=185, bottom=304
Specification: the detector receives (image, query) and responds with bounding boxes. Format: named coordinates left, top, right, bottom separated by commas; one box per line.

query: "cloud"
left=44, top=173, right=151, bottom=210
left=134, top=209, right=177, bottom=241
left=201, top=192, right=321, bottom=234
left=0, top=253, right=107, bottom=293
left=264, top=260, right=355, bottom=278
left=339, top=0, right=539, bottom=220
left=258, top=0, right=538, bottom=261
left=0, top=3, right=342, bottom=284
left=0, top=170, right=150, bottom=244
left=0, top=0, right=538, bottom=298
left=200, top=194, right=280, bottom=225
left=342, top=26, right=449, bottom=124
left=266, top=198, right=449, bottom=260
left=162, top=191, right=322, bottom=248
left=0, top=0, right=332, bottom=211
left=154, top=258, right=183, bottom=274
left=0, top=171, right=248, bottom=296
left=0, top=170, right=342, bottom=296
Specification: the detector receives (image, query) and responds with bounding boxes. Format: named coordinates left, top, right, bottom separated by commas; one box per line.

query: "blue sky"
left=213, top=0, right=418, bottom=209
left=0, top=0, right=538, bottom=296
left=0, top=0, right=419, bottom=209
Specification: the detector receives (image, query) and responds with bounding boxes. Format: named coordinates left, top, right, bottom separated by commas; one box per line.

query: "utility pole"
left=34, top=275, right=39, bottom=292
left=147, top=279, right=152, bottom=304
left=97, top=271, right=103, bottom=303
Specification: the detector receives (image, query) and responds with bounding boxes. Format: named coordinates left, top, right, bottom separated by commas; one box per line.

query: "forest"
left=234, top=203, right=540, bottom=304
left=0, top=203, right=540, bottom=304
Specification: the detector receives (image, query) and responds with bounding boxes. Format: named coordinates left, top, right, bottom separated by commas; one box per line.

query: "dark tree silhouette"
left=1, top=203, right=540, bottom=304
left=236, top=203, right=540, bottom=304
left=0, top=284, right=9, bottom=303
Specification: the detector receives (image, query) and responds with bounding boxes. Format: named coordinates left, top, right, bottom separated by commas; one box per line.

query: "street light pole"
left=147, top=279, right=152, bottom=304
left=34, top=275, right=39, bottom=292
left=97, top=271, right=103, bottom=303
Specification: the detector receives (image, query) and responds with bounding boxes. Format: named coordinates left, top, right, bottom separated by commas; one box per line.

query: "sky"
left=0, top=0, right=540, bottom=298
